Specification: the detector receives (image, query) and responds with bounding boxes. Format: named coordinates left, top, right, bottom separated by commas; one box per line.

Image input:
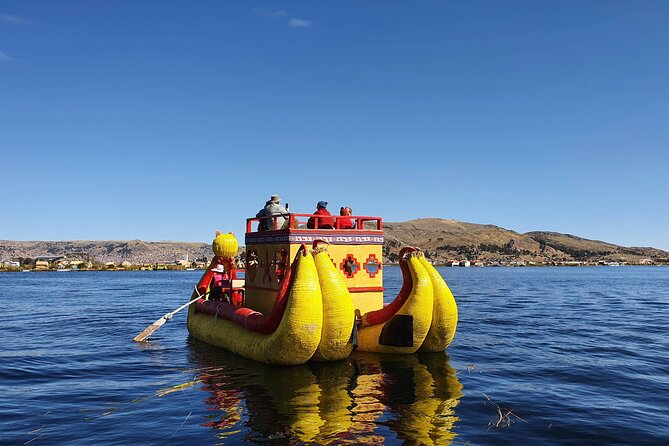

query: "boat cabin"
left=244, top=212, right=384, bottom=316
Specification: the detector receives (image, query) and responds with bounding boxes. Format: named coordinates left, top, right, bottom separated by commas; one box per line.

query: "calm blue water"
left=1, top=267, right=668, bottom=445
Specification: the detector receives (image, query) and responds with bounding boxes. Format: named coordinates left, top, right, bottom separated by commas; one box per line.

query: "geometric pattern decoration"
left=275, top=248, right=288, bottom=283
left=363, top=253, right=382, bottom=278
left=246, top=249, right=259, bottom=282
left=261, top=251, right=272, bottom=284
left=340, top=254, right=360, bottom=279
left=246, top=233, right=383, bottom=245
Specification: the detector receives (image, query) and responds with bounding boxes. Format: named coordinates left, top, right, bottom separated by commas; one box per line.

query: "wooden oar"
left=133, top=288, right=208, bottom=342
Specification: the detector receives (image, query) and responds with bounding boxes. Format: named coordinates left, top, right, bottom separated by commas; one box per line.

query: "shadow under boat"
left=187, top=338, right=464, bottom=445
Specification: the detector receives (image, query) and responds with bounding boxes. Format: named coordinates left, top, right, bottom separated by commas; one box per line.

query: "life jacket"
left=211, top=272, right=224, bottom=288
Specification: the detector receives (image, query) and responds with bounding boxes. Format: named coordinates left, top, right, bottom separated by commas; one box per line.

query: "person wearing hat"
left=209, top=264, right=228, bottom=301
left=256, top=194, right=289, bottom=231
left=307, top=201, right=335, bottom=229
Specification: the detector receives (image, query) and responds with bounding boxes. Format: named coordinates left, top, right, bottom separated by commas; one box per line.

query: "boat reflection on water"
left=188, top=340, right=463, bottom=444
left=353, top=352, right=463, bottom=444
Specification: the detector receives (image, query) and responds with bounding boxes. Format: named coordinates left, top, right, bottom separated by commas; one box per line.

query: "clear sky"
left=1, top=1, right=668, bottom=249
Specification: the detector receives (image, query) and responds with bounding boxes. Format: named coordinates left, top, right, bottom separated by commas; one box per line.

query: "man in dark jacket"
left=307, top=201, right=335, bottom=229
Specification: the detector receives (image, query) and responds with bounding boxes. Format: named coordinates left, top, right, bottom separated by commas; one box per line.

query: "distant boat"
left=606, top=262, right=621, bottom=267
left=56, top=269, right=70, bottom=272
left=186, top=268, right=195, bottom=271
left=21, top=269, right=31, bottom=272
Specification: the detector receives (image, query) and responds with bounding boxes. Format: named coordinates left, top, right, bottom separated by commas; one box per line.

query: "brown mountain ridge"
left=383, top=218, right=668, bottom=265
left=2, top=218, right=667, bottom=266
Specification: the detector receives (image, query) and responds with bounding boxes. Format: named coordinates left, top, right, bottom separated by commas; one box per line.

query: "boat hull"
left=311, top=246, right=355, bottom=361
left=357, top=254, right=434, bottom=354
left=418, top=255, right=458, bottom=352
left=187, top=252, right=323, bottom=365
left=187, top=233, right=457, bottom=363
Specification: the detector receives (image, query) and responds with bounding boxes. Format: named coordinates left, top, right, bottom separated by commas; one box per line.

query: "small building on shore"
left=34, top=260, right=50, bottom=270
left=176, top=259, right=192, bottom=268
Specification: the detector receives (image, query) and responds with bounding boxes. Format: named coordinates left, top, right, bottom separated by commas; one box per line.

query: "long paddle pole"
left=133, top=288, right=208, bottom=342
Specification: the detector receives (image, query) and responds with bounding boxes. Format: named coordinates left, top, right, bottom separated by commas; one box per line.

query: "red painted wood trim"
left=247, top=214, right=383, bottom=233
left=348, top=286, right=385, bottom=293
left=287, top=229, right=382, bottom=235
left=363, top=247, right=416, bottom=325
left=245, top=285, right=384, bottom=293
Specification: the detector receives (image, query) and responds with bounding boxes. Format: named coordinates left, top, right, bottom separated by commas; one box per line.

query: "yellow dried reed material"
left=417, top=253, right=458, bottom=352
left=212, top=232, right=238, bottom=258
left=357, top=255, right=433, bottom=354
left=187, top=251, right=323, bottom=365
left=311, top=247, right=355, bottom=361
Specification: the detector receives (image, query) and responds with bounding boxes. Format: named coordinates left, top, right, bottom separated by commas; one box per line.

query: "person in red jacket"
left=307, top=201, right=335, bottom=229
left=337, top=206, right=355, bottom=229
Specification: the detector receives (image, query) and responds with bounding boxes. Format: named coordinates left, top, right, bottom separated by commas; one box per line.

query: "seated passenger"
left=256, top=194, right=288, bottom=231
left=307, top=201, right=335, bottom=229
left=209, top=264, right=228, bottom=301
left=337, top=206, right=355, bottom=229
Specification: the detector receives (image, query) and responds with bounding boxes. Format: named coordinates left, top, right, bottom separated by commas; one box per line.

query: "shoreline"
left=3, top=264, right=667, bottom=273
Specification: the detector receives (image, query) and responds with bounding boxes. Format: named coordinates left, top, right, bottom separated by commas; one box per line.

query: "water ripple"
left=1, top=267, right=668, bottom=444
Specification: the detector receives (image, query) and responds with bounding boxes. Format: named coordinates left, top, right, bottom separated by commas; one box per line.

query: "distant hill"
left=0, top=240, right=210, bottom=265
left=2, top=219, right=668, bottom=266
left=383, top=218, right=669, bottom=265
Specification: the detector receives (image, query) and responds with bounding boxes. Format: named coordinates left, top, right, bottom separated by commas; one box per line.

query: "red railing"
left=246, top=213, right=383, bottom=233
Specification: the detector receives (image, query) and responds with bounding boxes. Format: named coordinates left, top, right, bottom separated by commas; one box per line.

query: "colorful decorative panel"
left=246, top=231, right=383, bottom=245
left=260, top=251, right=272, bottom=284
left=363, top=254, right=382, bottom=278
left=340, top=254, right=360, bottom=278
left=246, top=249, right=259, bottom=282
left=275, top=249, right=288, bottom=283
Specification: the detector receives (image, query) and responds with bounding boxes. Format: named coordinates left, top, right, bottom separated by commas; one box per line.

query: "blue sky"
left=1, top=1, right=668, bottom=249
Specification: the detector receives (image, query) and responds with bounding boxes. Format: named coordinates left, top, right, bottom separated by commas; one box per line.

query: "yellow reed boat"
left=187, top=210, right=458, bottom=364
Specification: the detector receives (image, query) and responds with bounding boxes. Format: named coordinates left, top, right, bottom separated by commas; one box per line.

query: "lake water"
left=1, top=267, right=667, bottom=445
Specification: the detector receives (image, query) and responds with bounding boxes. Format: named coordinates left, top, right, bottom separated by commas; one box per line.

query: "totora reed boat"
left=187, top=211, right=458, bottom=365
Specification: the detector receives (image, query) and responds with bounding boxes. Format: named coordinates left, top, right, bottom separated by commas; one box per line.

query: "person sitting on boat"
left=256, top=194, right=288, bottom=231
left=209, top=264, right=228, bottom=301
left=337, top=206, right=355, bottom=229
left=307, top=201, right=335, bottom=229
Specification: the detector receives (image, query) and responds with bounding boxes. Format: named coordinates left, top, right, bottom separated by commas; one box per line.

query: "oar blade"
left=133, top=316, right=168, bottom=342
left=132, top=290, right=204, bottom=342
